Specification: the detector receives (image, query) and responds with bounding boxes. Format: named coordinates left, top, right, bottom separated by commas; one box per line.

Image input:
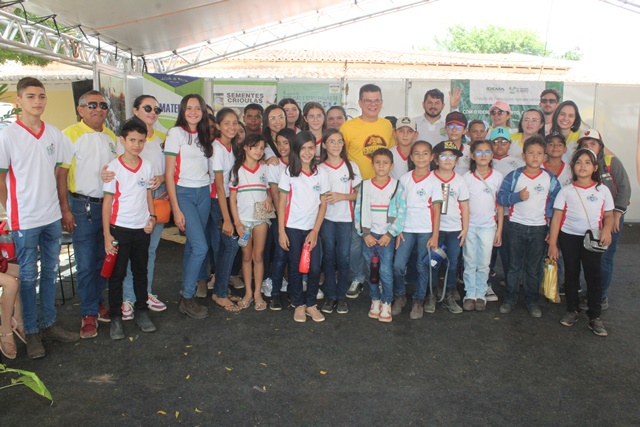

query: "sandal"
left=237, top=298, right=253, bottom=309
left=227, top=294, right=242, bottom=303
left=211, top=295, right=241, bottom=312
left=0, top=330, right=17, bottom=360
left=11, top=318, right=26, bottom=344
left=254, top=300, right=267, bottom=311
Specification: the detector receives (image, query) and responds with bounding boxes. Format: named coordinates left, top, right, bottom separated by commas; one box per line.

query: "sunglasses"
left=474, top=150, right=493, bottom=157
left=142, top=105, right=162, bottom=115
left=540, top=99, right=559, bottom=104
left=83, top=101, right=109, bottom=110
left=490, top=110, right=507, bottom=116
left=446, top=124, right=464, bottom=131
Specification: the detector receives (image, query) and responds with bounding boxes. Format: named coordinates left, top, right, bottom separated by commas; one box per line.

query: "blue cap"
left=489, top=127, right=511, bottom=142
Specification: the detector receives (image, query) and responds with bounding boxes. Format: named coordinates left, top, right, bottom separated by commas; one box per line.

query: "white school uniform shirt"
left=399, top=171, right=443, bottom=233
left=117, top=129, right=166, bottom=176
left=543, top=161, right=573, bottom=188
left=454, top=143, right=472, bottom=176
left=268, top=158, right=288, bottom=185
left=433, top=171, right=469, bottom=232
left=507, top=170, right=553, bottom=226
left=554, top=182, right=614, bottom=236
left=164, top=127, right=210, bottom=188
left=211, top=138, right=235, bottom=199
left=103, top=157, right=153, bottom=229
left=0, top=121, right=69, bottom=230
left=464, top=169, right=503, bottom=228
left=493, top=155, right=525, bottom=180
left=230, top=163, right=269, bottom=222
left=363, top=177, right=401, bottom=235
left=414, top=114, right=446, bottom=145
left=390, top=146, right=410, bottom=180
left=318, top=160, right=362, bottom=223
left=278, top=167, right=330, bottom=230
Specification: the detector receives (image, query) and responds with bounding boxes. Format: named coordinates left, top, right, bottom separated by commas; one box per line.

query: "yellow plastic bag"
left=540, top=257, right=560, bottom=303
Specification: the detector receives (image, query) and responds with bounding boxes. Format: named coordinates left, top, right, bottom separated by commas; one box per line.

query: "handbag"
left=573, top=186, right=608, bottom=253
left=153, top=191, right=171, bottom=224
left=253, top=201, right=276, bottom=220
left=540, top=257, right=560, bottom=303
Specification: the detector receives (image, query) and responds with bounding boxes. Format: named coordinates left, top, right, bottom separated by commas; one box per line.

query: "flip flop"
left=211, top=296, right=241, bottom=312
left=228, top=294, right=242, bottom=303
left=254, top=300, right=267, bottom=311
left=0, top=331, right=17, bottom=360
left=237, top=298, right=253, bottom=309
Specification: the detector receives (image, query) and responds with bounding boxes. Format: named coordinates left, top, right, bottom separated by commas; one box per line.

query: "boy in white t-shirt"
left=103, top=120, right=157, bottom=340
left=390, top=117, right=417, bottom=179
left=543, top=132, right=573, bottom=188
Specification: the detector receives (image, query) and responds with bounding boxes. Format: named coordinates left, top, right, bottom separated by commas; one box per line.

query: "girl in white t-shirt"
left=462, top=140, right=504, bottom=311
left=317, top=128, right=362, bottom=314
left=230, top=134, right=273, bottom=311
left=548, top=148, right=614, bottom=337
left=278, top=131, right=329, bottom=323
left=302, top=102, right=327, bottom=160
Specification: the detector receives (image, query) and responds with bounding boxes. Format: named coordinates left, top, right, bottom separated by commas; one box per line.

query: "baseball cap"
left=433, top=140, right=463, bottom=157
left=445, top=111, right=467, bottom=127
left=489, top=100, right=512, bottom=114
left=577, top=129, right=603, bottom=146
left=545, top=131, right=566, bottom=145
left=395, top=116, right=416, bottom=131
left=489, top=127, right=511, bottom=142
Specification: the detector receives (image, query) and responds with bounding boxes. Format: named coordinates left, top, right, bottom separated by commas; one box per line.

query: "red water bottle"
left=370, top=253, right=380, bottom=284
left=299, top=242, right=311, bottom=274
left=0, top=222, right=15, bottom=261
left=101, top=240, right=119, bottom=278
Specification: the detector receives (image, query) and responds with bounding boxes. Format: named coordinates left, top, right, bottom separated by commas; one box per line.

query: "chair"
left=57, top=232, right=75, bottom=304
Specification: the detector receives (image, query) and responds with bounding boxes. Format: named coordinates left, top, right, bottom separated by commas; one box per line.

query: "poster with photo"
left=94, top=63, right=126, bottom=135
left=212, top=81, right=277, bottom=116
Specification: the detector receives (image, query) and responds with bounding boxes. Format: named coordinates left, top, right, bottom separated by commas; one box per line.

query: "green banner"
left=277, top=83, right=342, bottom=110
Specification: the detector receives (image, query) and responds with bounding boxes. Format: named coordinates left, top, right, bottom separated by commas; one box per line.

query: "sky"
left=276, top=0, right=639, bottom=70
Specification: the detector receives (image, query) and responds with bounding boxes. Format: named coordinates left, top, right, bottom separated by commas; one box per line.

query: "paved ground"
left=1, top=223, right=639, bottom=426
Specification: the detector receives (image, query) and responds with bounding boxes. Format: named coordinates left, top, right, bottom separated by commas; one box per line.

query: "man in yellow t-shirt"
left=341, top=84, right=395, bottom=180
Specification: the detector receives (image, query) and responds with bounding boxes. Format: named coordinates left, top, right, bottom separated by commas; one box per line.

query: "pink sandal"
left=12, top=318, right=26, bottom=344
left=0, top=330, right=16, bottom=360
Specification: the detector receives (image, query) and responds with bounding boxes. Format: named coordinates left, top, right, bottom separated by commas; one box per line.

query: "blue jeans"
left=70, top=196, right=106, bottom=317
left=211, top=198, right=239, bottom=298
left=286, top=227, right=321, bottom=307
left=320, top=219, right=351, bottom=300
left=489, top=218, right=509, bottom=283
left=438, top=230, right=462, bottom=290
left=13, top=220, right=61, bottom=334
left=363, top=232, right=394, bottom=304
left=269, top=220, right=289, bottom=297
left=349, top=226, right=365, bottom=283
left=393, top=232, right=432, bottom=300
left=123, top=185, right=166, bottom=302
left=176, top=185, right=210, bottom=298
left=505, top=222, right=547, bottom=307
left=601, top=215, right=624, bottom=299
left=463, top=226, right=495, bottom=301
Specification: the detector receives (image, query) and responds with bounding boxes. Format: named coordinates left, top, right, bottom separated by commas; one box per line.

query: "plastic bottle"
left=0, top=222, right=15, bottom=260
left=101, top=240, right=119, bottom=278
left=238, top=223, right=253, bottom=247
left=370, top=254, right=380, bottom=284
left=299, top=242, right=311, bottom=274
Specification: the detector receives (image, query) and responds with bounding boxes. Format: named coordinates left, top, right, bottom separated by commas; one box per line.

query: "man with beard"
left=414, top=88, right=461, bottom=145
left=539, top=89, right=561, bottom=136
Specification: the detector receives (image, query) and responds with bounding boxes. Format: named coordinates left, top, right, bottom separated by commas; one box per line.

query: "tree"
left=434, top=24, right=582, bottom=60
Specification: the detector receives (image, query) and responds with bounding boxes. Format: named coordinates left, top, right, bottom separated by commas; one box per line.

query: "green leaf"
left=1, top=365, right=53, bottom=403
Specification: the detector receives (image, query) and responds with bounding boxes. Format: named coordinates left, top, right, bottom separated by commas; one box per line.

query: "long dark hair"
left=302, top=101, right=327, bottom=133
left=231, top=133, right=265, bottom=187
left=288, top=131, right=317, bottom=178
left=407, top=140, right=433, bottom=171
left=278, top=98, right=304, bottom=130
left=214, top=107, right=239, bottom=145
left=517, top=108, right=545, bottom=135
left=551, top=100, right=582, bottom=134
left=173, top=94, right=212, bottom=158
left=276, top=127, right=296, bottom=158
left=262, top=104, right=286, bottom=157
left=319, top=128, right=355, bottom=180
left=570, top=148, right=602, bottom=187
left=469, top=140, right=493, bottom=173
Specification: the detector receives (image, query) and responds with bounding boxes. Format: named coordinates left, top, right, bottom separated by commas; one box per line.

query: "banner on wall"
left=142, top=73, right=205, bottom=132
left=212, top=81, right=277, bottom=116
left=277, top=82, right=342, bottom=110
left=452, top=80, right=564, bottom=127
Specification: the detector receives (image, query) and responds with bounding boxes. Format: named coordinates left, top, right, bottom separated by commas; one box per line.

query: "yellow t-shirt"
left=341, top=117, right=395, bottom=180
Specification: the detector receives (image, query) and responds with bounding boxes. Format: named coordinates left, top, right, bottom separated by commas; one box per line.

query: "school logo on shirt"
left=109, top=142, right=117, bottom=155
left=340, top=175, right=349, bottom=183
left=508, top=160, right=519, bottom=169
left=533, top=183, right=546, bottom=193
left=137, top=177, right=147, bottom=187
left=362, top=135, right=389, bottom=159
left=587, top=193, right=598, bottom=203
left=259, top=174, right=267, bottom=184
left=483, top=187, right=492, bottom=194
left=416, top=188, right=426, bottom=197
left=449, top=189, right=457, bottom=199
left=46, top=143, right=55, bottom=155
left=313, top=184, right=320, bottom=193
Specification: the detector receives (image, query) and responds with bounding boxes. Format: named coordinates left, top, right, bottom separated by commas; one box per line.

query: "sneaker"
left=485, top=286, right=499, bottom=302
left=317, top=287, right=325, bottom=300
left=42, top=323, right=80, bottom=342
left=262, top=278, right=273, bottom=297
left=588, top=318, right=608, bottom=337
left=135, top=311, right=156, bottom=333
left=391, top=295, right=407, bottom=316
left=281, top=278, right=288, bottom=292
left=368, top=300, right=381, bottom=319
left=463, top=299, right=475, bottom=311
left=379, top=302, right=392, bottom=323
left=147, top=294, right=167, bottom=312
left=423, top=295, right=436, bottom=313
left=229, top=275, right=245, bottom=289
left=475, top=299, right=486, bottom=311
left=336, top=299, right=349, bottom=314
left=442, top=291, right=463, bottom=314
left=122, top=301, right=134, bottom=321
left=528, top=305, right=542, bottom=318
left=195, top=280, right=208, bottom=298
left=294, top=305, right=307, bottom=322
left=97, top=304, right=111, bottom=323
left=499, top=302, right=515, bottom=314
left=26, top=333, right=45, bottom=359
left=601, top=297, right=609, bottom=311
left=409, top=299, right=424, bottom=320
left=306, top=305, right=325, bottom=322
left=207, top=274, right=216, bottom=290
left=178, top=297, right=209, bottom=319
left=269, top=296, right=283, bottom=311
left=110, top=316, right=124, bottom=340
left=321, top=299, right=337, bottom=314
left=80, top=316, right=98, bottom=339
left=346, top=281, right=364, bottom=299
left=558, top=284, right=565, bottom=296
left=560, top=311, right=579, bottom=327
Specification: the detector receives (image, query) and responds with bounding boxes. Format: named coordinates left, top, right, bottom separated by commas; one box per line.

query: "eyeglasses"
left=142, top=105, right=162, bottom=115
left=492, top=140, right=510, bottom=145
left=446, top=124, right=464, bottom=131
left=361, top=98, right=382, bottom=105
left=522, top=118, right=541, bottom=123
left=82, top=101, right=108, bottom=110
left=268, top=114, right=285, bottom=122
left=307, top=114, right=325, bottom=121
left=474, top=150, right=493, bottom=157
left=490, top=110, right=507, bottom=116
left=439, top=154, right=457, bottom=160
left=326, top=139, right=344, bottom=145
left=540, top=99, right=559, bottom=104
